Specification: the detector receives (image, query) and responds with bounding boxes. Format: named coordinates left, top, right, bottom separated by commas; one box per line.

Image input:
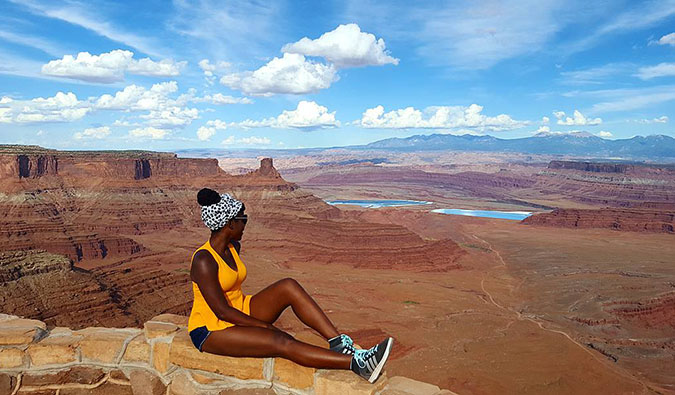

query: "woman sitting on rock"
left=188, top=188, right=393, bottom=383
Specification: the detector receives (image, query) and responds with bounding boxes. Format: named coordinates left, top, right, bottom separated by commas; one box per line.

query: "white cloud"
left=657, top=32, right=675, bottom=46
left=197, top=126, right=217, bottom=141
left=239, top=136, right=271, bottom=145
left=560, top=63, right=632, bottom=85
left=198, top=59, right=231, bottom=75
left=0, top=91, right=90, bottom=123
left=193, top=93, right=253, bottom=105
left=74, top=126, right=111, bottom=139
left=542, top=116, right=550, bottom=124
left=235, top=101, right=340, bottom=130
left=536, top=125, right=551, bottom=133
left=221, top=53, right=338, bottom=95
left=42, top=50, right=185, bottom=83
left=282, top=23, right=398, bottom=68
left=220, top=135, right=270, bottom=146
left=597, top=130, right=613, bottom=137
left=357, top=104, right=527, bottom=131
left=95, top=81, right=179, bottom=111
left=636, top=116, right=669, bottom=124
left=140, top=106, right=199, bottom=129
left=206, top=119, right=229, bottom=129
left=198, top=59, right=231, bottom=85
left=636, top=63, right=675, bottom=80
left=128, top=127, right=169, bottom=140
left=553, top=110, right=602, bottom=126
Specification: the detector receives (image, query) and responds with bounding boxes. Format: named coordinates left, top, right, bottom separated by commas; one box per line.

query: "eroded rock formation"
left=522, top=208, right=675, bottom=233
left=0, top=146, right=464, bottom=329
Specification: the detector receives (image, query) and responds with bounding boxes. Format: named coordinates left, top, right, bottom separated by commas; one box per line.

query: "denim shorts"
left=189, top=326, right=212, bottom=352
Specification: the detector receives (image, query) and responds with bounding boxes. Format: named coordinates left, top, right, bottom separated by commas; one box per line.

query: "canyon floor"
left=2, top=148, right=673, bottom=394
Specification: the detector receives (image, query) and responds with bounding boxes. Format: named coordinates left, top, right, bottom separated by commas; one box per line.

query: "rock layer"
left=522, top=208, right=675, bottom=233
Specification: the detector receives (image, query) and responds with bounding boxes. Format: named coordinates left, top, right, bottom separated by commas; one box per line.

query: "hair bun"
left=197, top=188, right=221, bottom=206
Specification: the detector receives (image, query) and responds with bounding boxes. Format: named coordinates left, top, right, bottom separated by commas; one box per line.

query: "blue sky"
left=1, top=0, right=675, bottom=151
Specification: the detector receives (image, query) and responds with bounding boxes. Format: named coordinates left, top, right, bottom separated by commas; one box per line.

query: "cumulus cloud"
left=198, top=59, right=231, bottom=85
left=356, top=104, right=527, bottom=131
left=42, top=50, right=185, bottom=83
left=95, top=81, right=179, bottom=110
left=235, top=101, right=340, bottom=130
left=196, top=119, right=230, bottom=141
left=0, top=92, right=90, bottom=123
left=74, top=126, right=111, bottom=139
left=657, top=32, right=675, bottom=46
left=192, top=93, right=253, bottom=105
left=282, top=23, right=398, bottom=68
left=221, top=53, right=337, bottom=95
left=597, top=130, right=613, bottom=137
left=197, top=126, right=217, bottom=141
left=128, top=127, right=169, bottom=139
left=542, top=116, right=550, bottom=124
left=636, top=115, right=669, bottom=123
left=140, top=106, right=199, bottom=129
left=553, top=110, right=602, bottom=126
left=636, top=63, right=675, bottom=79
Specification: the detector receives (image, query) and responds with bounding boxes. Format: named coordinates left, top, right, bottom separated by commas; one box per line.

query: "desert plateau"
left=1, top=144, right=673, bottom=394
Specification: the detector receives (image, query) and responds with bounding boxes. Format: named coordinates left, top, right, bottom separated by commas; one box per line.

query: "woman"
left=188, top=188, right=393, bottom=383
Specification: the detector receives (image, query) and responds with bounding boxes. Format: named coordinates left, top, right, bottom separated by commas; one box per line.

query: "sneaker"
left=350, top=337, right=393, bottom=383
left=329, top=334, right=355, bottom=355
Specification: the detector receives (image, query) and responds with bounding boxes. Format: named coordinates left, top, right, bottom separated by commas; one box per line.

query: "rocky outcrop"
left=0, top=313, right=457, bottom=395
left=0, top=146, right=465, bottom=331
left=548, top=160, right=633, bottom=173
left=522, top=208, right=675, bottom=233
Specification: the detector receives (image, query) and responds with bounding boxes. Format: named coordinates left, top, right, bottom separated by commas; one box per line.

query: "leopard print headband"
left=200, top=193, right=243, bottom=231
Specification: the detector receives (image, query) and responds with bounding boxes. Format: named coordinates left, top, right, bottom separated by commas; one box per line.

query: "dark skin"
left=190, top=207, right=352, bottom=369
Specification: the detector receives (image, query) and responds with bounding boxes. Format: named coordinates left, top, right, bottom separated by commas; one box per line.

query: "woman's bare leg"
left=201, top=326, right=351, bottom=369
left=249, top=278, right=340, bottom=340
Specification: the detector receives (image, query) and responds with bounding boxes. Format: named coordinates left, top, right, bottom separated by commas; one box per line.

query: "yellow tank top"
left=188, top=240, right=251, bottom=332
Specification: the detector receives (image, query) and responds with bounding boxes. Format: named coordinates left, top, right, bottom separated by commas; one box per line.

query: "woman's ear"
left=228, top=220, right=235, bottom=229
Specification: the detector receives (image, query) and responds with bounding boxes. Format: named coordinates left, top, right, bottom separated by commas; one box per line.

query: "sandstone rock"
left=123, top=334, right=150, bottom=363
left=16, top=389, right=57, bottom=395
left=129, top=369, right=166, bottom=395
left=0, top=373, right=16, bottom=394
left=27, top=335, right=79, bottom=366
left=22, top=367, right=105, bottom=386
left=152, top=341, right=171, bottom=373
left=219, top=389, right=276, bottom=394
left=0, top=315, right=47, bottom=345
left=436, top=390, right=460, bottom=395
left=0, top=347, right=24, bottom=368
left=168, top=371, right=203, bottom=395
left=314, top=370, right=387, bottom=395
left=149, top=314, right=188, bottom=327
left=273, top=357, right=315, bottom=389
left=190, top=372, right=218, bottom=384
left=169, top=329, right=264, bottom=380
left=381, top=376, right=441, bottom=395
left=76, top=327, right=132, bottom=363
left=144, top=321, right=179, bottom=339
left=59, top=382, right=133, bottom=395
left=50, top=327, right=73, bottom=336
left=109, top=369, right=129, bottom=382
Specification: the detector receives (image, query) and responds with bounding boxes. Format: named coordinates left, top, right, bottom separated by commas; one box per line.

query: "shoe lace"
left=340, top=334, right=355, bottom=353
left=353, top=344, right=379, bottom=369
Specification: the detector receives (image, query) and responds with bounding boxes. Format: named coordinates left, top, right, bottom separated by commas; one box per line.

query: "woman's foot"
left=328, top=334, right=355, bottom=355
left=350, top=337, right=393, bottom=383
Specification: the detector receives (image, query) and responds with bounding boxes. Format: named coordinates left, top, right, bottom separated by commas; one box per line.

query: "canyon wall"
left=0, top=147, right=464, bottom=330
left=522, top=208, right=675, bottom=233
left=0, top=313, right=456, bottom=395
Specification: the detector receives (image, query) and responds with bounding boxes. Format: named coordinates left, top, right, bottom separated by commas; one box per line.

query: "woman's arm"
left=191, top=251, right=273, bottom=330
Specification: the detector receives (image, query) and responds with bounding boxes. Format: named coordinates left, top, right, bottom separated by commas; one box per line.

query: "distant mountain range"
left=361, top=132, right=675, bottom=159
left=177, top=132, right=675, bottom=161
